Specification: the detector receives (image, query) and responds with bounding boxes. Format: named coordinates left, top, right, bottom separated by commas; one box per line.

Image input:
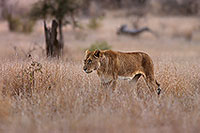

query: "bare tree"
left=30, top=0, right=83, bottom=57
left=44, top=20, right=62, bottom=58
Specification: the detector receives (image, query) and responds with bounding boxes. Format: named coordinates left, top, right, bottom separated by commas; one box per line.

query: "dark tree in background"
left=0, top=0, right=7, bottom=19
left=44, top=20, right=62, bottom=57
left=30, top=0, right=83, bottom=57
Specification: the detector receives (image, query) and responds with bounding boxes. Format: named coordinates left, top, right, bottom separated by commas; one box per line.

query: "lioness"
left=83, top=49, right=161, bottom=95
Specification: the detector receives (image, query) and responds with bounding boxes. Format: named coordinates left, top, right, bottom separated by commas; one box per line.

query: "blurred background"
left=0, top=0, right=200, bottom=61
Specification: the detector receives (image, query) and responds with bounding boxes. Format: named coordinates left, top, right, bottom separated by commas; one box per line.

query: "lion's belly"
left=118, top=76, right=133, bottom=81
left=118, top=71, right=145, bottom=81
left=100, top=75, right=113, bottom=83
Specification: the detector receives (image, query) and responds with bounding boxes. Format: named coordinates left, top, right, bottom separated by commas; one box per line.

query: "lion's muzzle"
left=83, top=67, right=92, bottom=74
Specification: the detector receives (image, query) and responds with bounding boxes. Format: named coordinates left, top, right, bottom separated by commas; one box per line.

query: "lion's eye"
left=88, top=59, right=92, bottom=64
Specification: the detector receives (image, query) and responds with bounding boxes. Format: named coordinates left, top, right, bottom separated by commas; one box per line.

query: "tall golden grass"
left=0, top=56, right=200, bottom=133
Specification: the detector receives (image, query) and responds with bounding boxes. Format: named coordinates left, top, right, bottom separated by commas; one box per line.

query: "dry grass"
left=0, top=12, right=200, bottom=133
left=0, top=57, right=200, bottom=133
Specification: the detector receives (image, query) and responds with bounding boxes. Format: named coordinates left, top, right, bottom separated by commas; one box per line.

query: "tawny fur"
left=83, top=50, right=161, bottom=95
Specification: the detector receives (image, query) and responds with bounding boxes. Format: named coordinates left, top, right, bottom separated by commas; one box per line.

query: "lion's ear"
left=85, top=50, right=90, bottom=55
left=94, top=49, right=101, bottom=58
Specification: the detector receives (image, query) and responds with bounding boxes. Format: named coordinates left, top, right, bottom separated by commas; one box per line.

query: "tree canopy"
left=30, top=0, right=83, bottom=21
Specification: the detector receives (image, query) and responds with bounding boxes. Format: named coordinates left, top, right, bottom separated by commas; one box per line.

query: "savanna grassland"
left=0, top=11, right=200, bottom=133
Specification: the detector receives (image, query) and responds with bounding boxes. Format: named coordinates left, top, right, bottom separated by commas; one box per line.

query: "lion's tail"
left=156, top=80, right=160, bottom=87
left=156, top=80, right=161, bottom=95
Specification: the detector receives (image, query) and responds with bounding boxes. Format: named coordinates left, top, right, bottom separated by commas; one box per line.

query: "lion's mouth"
left=85, top=70, right=93, bottom=74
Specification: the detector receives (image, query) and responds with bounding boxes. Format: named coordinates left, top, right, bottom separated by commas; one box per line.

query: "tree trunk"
left=58, top=19, right=64, bottom=52
left=44, top=19, right=62, bottom=58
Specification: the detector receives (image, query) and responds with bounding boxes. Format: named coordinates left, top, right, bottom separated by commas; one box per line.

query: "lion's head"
left=83, top=49, right=102, bottom=74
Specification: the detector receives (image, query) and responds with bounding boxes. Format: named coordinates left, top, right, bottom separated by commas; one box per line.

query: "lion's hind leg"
left=144, top=76, right=161, bottom=96
left=156, top=80, right=161, bottom=95
left=129, top=74, right=142, bottom=93
left=131, top=74, right=142, bottom=84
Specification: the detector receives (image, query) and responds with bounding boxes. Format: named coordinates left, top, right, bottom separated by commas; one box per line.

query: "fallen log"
left=117, top=24, right=158, bottom=37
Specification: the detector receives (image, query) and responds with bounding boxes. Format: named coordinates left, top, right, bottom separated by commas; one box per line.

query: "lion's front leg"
left=110, top=80, right=117, bottom=92
left=100, top=81, right=111, bottom=90
left=99, top=80, right=117, bottom=102
left=100, top=80, right=117, bottom=92
left=98, top=81, right=112, bottom=103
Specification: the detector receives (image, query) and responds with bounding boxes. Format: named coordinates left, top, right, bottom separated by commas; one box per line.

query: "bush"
left=7, top=15, right=22, bottom=32
left=22, top=20, right=36, bottom=33
left=87, top=40, right=111, bottom=51
left=6, top=14, right=35, bottom=33
left=87, top=17, right=102, bottom=30
left=150, top=0, right=200, bottom=15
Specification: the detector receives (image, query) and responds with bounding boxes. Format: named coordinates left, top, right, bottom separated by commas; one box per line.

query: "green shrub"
left=87, top=40, right=111, bottom=51
left=87, top=18, right=102, bottom=30
left=7, top=15, right=23, bottom=32
left=22, top=20, right=36, bottom=33
left=6, top=14, right=35, bottom=33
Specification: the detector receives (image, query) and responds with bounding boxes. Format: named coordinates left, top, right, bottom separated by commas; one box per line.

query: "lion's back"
left=105, top=51, right=153, bottom=76
left=98, top=50, right=154, bottom=77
